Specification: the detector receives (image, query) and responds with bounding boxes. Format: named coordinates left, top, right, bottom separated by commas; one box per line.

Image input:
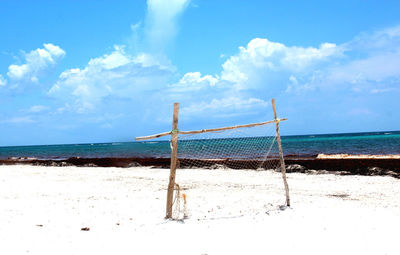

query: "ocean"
left=0, top=131, right=399, bottom=160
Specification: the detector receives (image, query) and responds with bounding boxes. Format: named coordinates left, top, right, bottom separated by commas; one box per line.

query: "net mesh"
left=170, top=121, right=284, bottom=220
left=176, top=122, right=281, bottom=171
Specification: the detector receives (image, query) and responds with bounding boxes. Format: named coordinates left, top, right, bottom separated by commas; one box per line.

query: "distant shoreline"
left=1, top=155, right=399, bottom=178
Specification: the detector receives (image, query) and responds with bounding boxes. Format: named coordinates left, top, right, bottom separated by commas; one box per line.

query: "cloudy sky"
left=1, top=0, right=400, bottom=146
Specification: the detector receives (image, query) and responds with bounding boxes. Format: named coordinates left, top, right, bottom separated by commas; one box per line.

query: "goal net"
left=135, top=101, right=289, bottom=220
left=177, top=122, right=281, bottom=171
left=171, top=122, right=285, bottom=220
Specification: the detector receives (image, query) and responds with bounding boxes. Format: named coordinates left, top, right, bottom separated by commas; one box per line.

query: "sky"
left=0, top=0, right=400, bottom=146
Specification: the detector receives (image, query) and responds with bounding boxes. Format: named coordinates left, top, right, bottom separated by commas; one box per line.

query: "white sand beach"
left=0, top=165, right=399, bottom=255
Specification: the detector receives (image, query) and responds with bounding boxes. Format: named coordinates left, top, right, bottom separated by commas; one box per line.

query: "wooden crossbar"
left=135, top=118, right=287, bottom=141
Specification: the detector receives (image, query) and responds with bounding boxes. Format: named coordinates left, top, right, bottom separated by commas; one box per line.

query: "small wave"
left=111, top=143, right=122, bottom=145
left=384, top=132, right=391, bottom=135
left=145, top=142, right=158, bottom=144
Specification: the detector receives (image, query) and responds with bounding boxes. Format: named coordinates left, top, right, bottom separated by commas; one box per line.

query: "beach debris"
left=278, top=205, right=288, bottom=211
left=285, top=164, right=306, bottom=173
left=126, top=162, right=142, bottom=168
left=328, top=193, right=350, bottom=198
left=208, top=164, right=228, bottom=170
left=80, top=227, right=90, bottom=231
left=367, top=167, right=384, bottom=175
left=82, top=163, right=97, bottom=167
left=305, top=169, right=330, bottom=175
left=49, top=162, right=59, bottom=166
left=36, top=224, right=43, bottom=227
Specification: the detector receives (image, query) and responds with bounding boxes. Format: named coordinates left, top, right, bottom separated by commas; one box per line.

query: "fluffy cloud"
left=180, top=97, right=269, bottom=119
left=173, top=25, right=400, bottom=98
left=282, top=26, right=400, bottom=93
left=45, top=24, right=400, bottom=126
left=325, top=52, right=400, bottom=85
left=0, top=74, right=6, bottom=86
left=165, top=26, right=400, bottom=125
left=7, top=43, right=65, bottom=83
left=167, top=38, right=345, bottom=118
left=145, top=0, right=190, bottom=51
left=164, top=38, right=345, bottom=121
left=170, top=72, right=219, bottom=92
left=220, top=38, right=344, bottom=90
left=48, top=46, right=173, bottom=113
left=46, top=0, right=191, bottom=115
left=182, top=97, right=268, bottom=114
left=327, top=27, right=400, bottom=87
left=170, top=38, right=344, bottom=95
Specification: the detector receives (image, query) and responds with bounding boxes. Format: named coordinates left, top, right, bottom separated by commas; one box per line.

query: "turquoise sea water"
left=0, top=131, right=399, bottom=160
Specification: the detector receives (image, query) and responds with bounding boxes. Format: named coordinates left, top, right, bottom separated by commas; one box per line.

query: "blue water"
left=0, top=131, right=399, bottom=160
left=282, top=131, right=400, bottom=156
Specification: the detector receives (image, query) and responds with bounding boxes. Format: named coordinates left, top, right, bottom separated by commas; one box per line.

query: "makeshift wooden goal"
left=136, top=98, right=290, bottom=219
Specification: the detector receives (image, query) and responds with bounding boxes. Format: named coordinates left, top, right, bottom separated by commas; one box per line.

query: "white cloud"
left=172, top=26, right=400, bottom=96
left=145, top=0, right=190, bottom=51
left=130, top=21, right=142, bottom=32
left=100, top=123, right=113, bottom=129
left=0, top=74, right=6, bottom=86
left=221, top=38, right=344, bottom=89
left=286, top=25, right=400, bottom=93
left=7, top=43, right=65, bottom=83
left=345, top=25, right=400, bottom=51
left=169, top=37, right=345, bottom=99
left=28, top=105, right=48, bottom=113
left=45, top=0, right=193, bottom=115
left=163, top=38, right=346, bottom=121
left=165, top=26, right=400, bottom=123
left=370, top=87, right=399, bottom=94
left=289, top=75, right=298, bottom=85
left=1, top=116, right=34, bottom=124
left=326, top=52, right=400, bottom=84
left=170, top=72, right=219, bottom=92
left=167, top=37, right=345, bottom=108
left=48, top=46, right=173, bottom=113
left=181, top=97, right=269, bottom=118
left=328, top=27, right=400, bottom=84
left=348, top=108, right=373, bottom=116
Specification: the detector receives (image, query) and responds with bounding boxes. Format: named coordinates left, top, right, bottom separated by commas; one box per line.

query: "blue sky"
left=1, top=0, right=400, bottom=146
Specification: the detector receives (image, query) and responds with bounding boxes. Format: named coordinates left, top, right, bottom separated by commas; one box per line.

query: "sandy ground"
left=0, top=165, right=399, bottom=255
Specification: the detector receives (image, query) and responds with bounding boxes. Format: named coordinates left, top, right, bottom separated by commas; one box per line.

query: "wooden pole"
left=272, top=98, right=290, bottom=207
left=166, top=103, right=179, bottom=218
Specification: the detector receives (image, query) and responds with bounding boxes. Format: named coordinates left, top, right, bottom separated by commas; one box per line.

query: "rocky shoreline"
left=0, top=156, right=399, bottom=178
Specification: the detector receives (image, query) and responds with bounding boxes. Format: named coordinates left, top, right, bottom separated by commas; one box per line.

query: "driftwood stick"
left=165, top=103, right=179, bottom=219
left=179, top=119, right=287, bottom=135
left=135, top=118, right=287, bottom=141
left=272, top=98, right=290, bottom=207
